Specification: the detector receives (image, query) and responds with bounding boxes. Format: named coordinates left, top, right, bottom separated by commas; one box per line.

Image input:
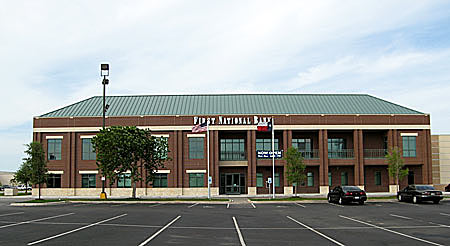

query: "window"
left=47, top=139, right=62, bottom=160
left=153, top=174, right=168, bottom=188
left=307, top=172, right=314, bottom=187
left=292, top=138, right=311, bottom=151
left=189, top=138, right=204, bottom=159
left=256, top=173, right=263, bottom=187
left=374, top=171, right=381, bottom=186
left=189, top=173, right=204, bottom=187
left=47, top=174, right=61, bottom=188
left=220, top=139, right=245, bottom=161
left=402, top=136, right=416, bottom=157
left=82, top=174, right=96, bottom=188
left=328, top=172, right=332, bottom=186
left=154, top=137, right=168, bottom=159
left=117, top=173, right=131, bottom=188
left=341, top=172, right=348, bottom=186
left=82, top=139, right=96, bottom=160
left=328, top=138, right=345, bottom=151
left=256, top=139, right=279, bottom=151
left=275, top=173, right=280, bottom=187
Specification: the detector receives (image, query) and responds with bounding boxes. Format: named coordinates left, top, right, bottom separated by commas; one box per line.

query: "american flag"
left=192, top=122, right=208, bottom=133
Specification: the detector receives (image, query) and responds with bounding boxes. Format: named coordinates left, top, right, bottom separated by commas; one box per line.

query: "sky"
left=1, top=1, right=450, bottom=172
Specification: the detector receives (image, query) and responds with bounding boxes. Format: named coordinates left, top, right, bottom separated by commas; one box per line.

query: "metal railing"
left=328, top=149, right=354, bottom=159
left=220, top=151, right=246, bottom=161
left=364, top=149, right=387, bottom=159
left=299, top=149, right=320, bottom=159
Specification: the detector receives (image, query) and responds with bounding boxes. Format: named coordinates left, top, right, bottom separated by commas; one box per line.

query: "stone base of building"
left=319, top=186, right=329, bottom=194
left=248, top=187, right=257, bottom=195
left=284, top=186, right=293, bottom=195
left=357, top=185, right=365, bottom=190
left=389, top=185, right=399, bottom=193
left=32, top=187, right=220, bottom=197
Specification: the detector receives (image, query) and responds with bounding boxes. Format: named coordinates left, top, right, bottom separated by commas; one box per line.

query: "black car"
left=445, top=184, right=450, bottom=192
left=397, top=185, right=443, bottom=204
left=327, top=186, right=367, bottom=205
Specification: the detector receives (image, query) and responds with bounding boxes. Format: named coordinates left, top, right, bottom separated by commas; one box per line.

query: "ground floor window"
left=307, top=172, right=314, bottom=187
left=153, top=174, right=168, bottom=188
left=47, top=174, right=61, bottom=188
left=374, top=171, right=382, bottom=186
left=118, top=173, right=131, bottom=188
left=328, top=172, right=332, bottom=187
left=256, top=173, right=263, bottom=187
left=275, top=173, right=280, bottom=187
left=341, top=172, right=348, bottom=186
left=189, top=173, right=204, bottom=187
left=82, top=174, right=96, bottom=188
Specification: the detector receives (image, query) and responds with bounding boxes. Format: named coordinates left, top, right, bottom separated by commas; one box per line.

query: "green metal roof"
left=38, top=94, right=424, bottom=118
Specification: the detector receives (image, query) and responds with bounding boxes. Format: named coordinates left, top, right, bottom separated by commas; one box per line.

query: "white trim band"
left=155, top=170, right=170, bottom=174
left=401, top=133, right=419, bottom=136
left=46, top=136, right=64, bottom=139
left=152, top=134, right=169, bottom=138
left=80, top=135, right=96, bottom=139
left=78, top=170, right=99, bottom=174
left=47, top=171, right=64, bottom=174
left=187, top=134, right=205, bottom=138
left=186, top=169, right=207, bottom=173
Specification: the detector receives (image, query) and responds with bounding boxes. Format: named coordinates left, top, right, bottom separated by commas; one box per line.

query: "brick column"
left=214, top=131, right=220, bottom=187
left=177, top=130, right=183, bottom=188
left=319, top=130, right=329, bottom=194
left=422, top=130, right=431, bottom=184
left=251, top=130, right=257, bottom=187
left=247, top=130, right=252, bottom=187
left=70, top=132, right=76, bottom=189
left=387, top=129, right=394, bottom=185
left=353, top=130, right=360, bottom=185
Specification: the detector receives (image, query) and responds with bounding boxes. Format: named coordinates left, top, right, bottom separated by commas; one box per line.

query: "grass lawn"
left=0, top=192, right=32, bottom=196
left=21, top=199, right=64, bottom=203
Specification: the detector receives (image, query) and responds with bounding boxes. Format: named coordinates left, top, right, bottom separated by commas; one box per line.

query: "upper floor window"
left=292, top=138, right=311, bottom=151
left=154, top=136, right=168, bottom=159
left=328, top=138, right=345, bottom=151
left=47, top=139, right=62, bottom=160
left=189, top=138, right=204, bottom=159
left=256, top=139, right=279, bottom=151
left=220, top=139, right=245, bottom=161
left=402, top=136, right=416, bottom=157
left=82, top=138, right=96, bottom=160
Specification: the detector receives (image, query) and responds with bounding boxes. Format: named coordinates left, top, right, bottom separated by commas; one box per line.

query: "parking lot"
left=0, top=199, right=449, bottom=246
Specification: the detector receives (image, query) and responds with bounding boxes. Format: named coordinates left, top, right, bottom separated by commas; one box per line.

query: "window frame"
left=117, top=173, right=131, bottom=188
left=189, top=173, right=204, bottom=188
left=47, top=174, right=61, bottom=188
left=292, top=138, right=312, bottom=151
left=307, top=172, right=314, bottom=187
left=82, top=138, right=96, bottom=161
left=189, top=138, right=204, bottom=159
left=220, top=138, right=246, bottom=161
left=81, top=174, right=96, bottom=188
left=402, top=136, right=417, bottom=157
left=341, top=172, right=348, bottom=186
left=374, top=171, right=382, bottom=186
left=153, top=173, right=168, bottom=188
left=47, top=139, right=62, bottom=160
left=256, top=173, right=263, bottom=187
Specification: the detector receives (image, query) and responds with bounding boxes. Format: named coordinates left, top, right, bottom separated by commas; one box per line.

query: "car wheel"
left=359, top=200, right=364, bottom=205
left=433, top=200, right=440, bottom=204
left=327, top=196, right=332, bottom=203
left=412, top=196, right=418, bottom=204
left=339, top=197, right=344, bottom=205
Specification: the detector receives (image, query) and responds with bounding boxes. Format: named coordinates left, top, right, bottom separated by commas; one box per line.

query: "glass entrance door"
left=221, top=173, right=245, bottom=194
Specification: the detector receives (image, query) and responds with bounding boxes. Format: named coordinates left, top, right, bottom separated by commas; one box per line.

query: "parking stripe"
left=295, top=203, right=306, bottom=208
left=148, top=203, right=163, bottom=208
left=0, top=212, right=24, bottom=217
left=287, top=216, right=345, bottom=246
left=138, top=215, right=181, bottom=246
left=328, top=203, right=345, bottom=208
left=232, top=217, right=246, bottom=246
left=389, top=214, right=412, bottom=220
left=27, top=213, right=127, bottom=245
left=339, top=215, right=443, bottom=246
left=227, top=203, right=230, bottom=209
left=0, top=213, right=74, bottom=229
left=250, top=202, right=256, bottom=209
left=188, top=203, right=199, bottom=208
left=439, top=213, right=450, bottom=217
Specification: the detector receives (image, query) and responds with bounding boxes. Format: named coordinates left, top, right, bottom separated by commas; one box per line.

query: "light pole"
left=100, top=63, right=109, bottom=199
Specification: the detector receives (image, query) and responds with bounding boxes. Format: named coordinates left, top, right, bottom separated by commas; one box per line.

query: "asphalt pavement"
left=0, top=199, right=449, bottom=245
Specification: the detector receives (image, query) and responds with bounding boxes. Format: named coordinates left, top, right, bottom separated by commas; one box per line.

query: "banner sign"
left=257, top=150, right=283, bottom=158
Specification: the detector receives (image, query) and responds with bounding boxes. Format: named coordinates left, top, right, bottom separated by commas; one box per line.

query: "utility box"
left=4, top=188, right=18, bottom=196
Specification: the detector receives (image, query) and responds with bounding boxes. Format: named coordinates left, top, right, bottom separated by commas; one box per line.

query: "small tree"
left=284, top=147, right=306, bottom=196
left=24, top=142, right=48, bottom=199
left=12, top=161, right=32, bottom=195
left=93, top=126, right=169, bottom=199
left=386, top=147, right=408, bottom=191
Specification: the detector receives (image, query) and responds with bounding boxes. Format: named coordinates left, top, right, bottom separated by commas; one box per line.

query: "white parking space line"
left=148, top=203, right=163, bottom=208
left=328, top=203, right=345, bottom=208
left=439, top=213, right=450, bottom=217
left=389, top=214, right=412, bottom=220
left=339, top=215, right=443, bottom=246
left=73, top=204, right=89, bottom=207
left=287, top=216, right=345, bottom=246
left=138, top=215, right=181, bottom=246
left=250, top=202, right=256, bottom=209
left=227, top=203, right=230, bottom=209
left=27, top=213, right=127, bottom=245
left=0, top=213, right=74, bottom=229
left=295, top=203, right=306, bottom=208
left=0, top=212, right=24, bottom=217
left=188, top=203, right=199, bottom=208
left=232, top=217, right=247, bottom=246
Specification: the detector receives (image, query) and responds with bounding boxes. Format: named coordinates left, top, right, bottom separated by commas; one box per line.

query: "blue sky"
left=1, top=1, right=450, bottom=171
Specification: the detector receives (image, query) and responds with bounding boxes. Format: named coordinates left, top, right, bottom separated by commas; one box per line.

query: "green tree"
left=23, top=142, right=48, bottom=199
left=284, top=146, right=306, bottom=196
left=12, top=161, right=32, bottom=195
left=386, top=147, right=409, bottom=191
left=92, top=126, right=169, bottom=198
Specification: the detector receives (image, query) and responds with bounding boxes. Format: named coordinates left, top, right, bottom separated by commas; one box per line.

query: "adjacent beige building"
left=0, top=171, right=14, bottom=186
left=431, top=135, right=450, bottom=190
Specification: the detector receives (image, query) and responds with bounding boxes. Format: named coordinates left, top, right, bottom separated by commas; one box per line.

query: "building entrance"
left=220, top=173, right=245, bottom=195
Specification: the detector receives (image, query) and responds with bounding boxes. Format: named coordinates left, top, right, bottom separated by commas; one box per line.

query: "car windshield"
left=416, top=185, right=435, bottom=190
left=342, top=186, right=361, bottom=191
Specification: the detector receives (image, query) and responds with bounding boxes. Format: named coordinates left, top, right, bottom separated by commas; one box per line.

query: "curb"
left=67, top=200, right=230, bottom=204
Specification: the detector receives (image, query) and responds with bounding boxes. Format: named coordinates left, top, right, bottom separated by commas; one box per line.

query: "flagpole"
left=272, top=117, right=275, bottom=199
left=207, top=121, right=211, bottom=199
